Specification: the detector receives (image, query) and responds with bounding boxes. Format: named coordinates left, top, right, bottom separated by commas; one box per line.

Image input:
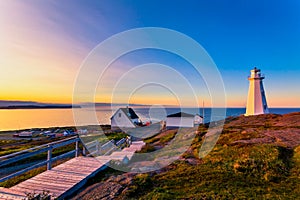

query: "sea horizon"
left=0, top=106, right=299, bottom=132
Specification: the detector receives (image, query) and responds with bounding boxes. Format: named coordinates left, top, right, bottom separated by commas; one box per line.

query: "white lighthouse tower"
left=245, top=67, right=269, bottom=116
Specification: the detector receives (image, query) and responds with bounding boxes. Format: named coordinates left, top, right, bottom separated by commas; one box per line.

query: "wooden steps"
left=0, top=141, right=145, bottom=199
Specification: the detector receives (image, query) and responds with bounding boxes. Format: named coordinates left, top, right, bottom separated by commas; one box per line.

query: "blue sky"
left=0, top=0, right=299, bottom=107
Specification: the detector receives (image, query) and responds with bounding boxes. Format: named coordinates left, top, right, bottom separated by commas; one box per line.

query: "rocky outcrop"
left=72, top=173, right=135, bottom=200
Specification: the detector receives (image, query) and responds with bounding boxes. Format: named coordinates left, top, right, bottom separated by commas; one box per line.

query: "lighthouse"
left=245, top=67, right=269, bottom=116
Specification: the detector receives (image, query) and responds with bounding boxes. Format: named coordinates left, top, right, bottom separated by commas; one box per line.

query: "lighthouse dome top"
left=249, top=67, right=264, bottom=79
left=252, top=67, right=260, bottom=72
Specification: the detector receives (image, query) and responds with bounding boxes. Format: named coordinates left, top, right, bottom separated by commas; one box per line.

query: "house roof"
left=195, top=114, right=204, bottom=118
left=120, top=108, right=139, bottom=119
left=167, top=112, right=196, bottom=118
left=111, top=107, right=139, bottom=120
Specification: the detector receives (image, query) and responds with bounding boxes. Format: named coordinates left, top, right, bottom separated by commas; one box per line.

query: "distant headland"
left=0, top=105, right=81, bottom=109
left=0, top=100, right=80, bottom=109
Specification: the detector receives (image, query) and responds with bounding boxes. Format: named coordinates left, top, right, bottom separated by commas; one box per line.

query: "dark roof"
left=195, top=114, right=204, bottom=118
left=120, top=108, right=139, bottom=119
left=166, top=112, right=195, bottom=118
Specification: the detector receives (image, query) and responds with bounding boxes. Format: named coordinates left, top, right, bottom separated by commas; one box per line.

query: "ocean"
left=0, top=107, right=299, bottom=131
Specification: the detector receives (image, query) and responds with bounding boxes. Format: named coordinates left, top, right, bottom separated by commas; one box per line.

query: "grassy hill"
left=73, top=113, right=300, bottom=200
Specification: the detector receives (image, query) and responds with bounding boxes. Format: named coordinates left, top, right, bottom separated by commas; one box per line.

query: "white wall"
left=111, top=109, right=135, bottom=129
left=245, top=78, right=269, bottom=116
left=166, top=117, right=194, bottom=127
left=194, top=115, right=203, bottom=124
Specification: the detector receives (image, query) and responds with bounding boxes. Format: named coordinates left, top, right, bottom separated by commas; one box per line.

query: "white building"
left=245, top=67, right=269, bottom=116
left=111, top=107, right=142, bottom=130
left=166, top=112, right=203, bottom=128
left=194, top=114, right=203, bottom=125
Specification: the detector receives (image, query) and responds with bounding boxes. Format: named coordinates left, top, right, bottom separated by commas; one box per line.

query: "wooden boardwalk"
left=0, top=141, right=145, bottom=200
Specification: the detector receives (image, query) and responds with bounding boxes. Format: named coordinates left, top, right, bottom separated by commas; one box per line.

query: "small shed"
left=111, top=107, right=142, bottom=130
left=166, top=112, right=203, bottom=128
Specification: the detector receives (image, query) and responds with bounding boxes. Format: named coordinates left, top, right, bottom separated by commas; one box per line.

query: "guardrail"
left=84, top=137, right=127, bottom=157
left=84, top=139, right=115, bottom=156
left=0, top=136, right=80, bottom=183
left=0, top=136, right=127, bottom=183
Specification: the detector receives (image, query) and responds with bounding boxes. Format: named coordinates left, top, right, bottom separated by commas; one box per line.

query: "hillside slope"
left=73, top=112, right=300, bottom=199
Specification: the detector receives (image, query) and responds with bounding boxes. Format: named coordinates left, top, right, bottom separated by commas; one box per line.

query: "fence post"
left=96, top=140, right=99, bottom=155
left=47, top=145, right=52, bottom=170
left=83, top=146, right=86, bottom=156
left=75, top=137, right=79, bottom=157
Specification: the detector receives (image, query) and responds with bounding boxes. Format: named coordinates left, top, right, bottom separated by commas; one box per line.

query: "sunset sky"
left=0, top=0, right=300, bottom=107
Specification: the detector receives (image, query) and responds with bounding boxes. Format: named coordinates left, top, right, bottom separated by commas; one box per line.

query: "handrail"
left=0, top=136, right=78, bottom=160
left=101, top=140, right=115, bottom=149
left=116, top=138, right=126, bottom=146
left=52, top=137, right=79, bottom=149
left=0, top=144, right=48, bottom=160
left=0, top=147, right=50, bottom=168
left=0, top=136, right=127, bottom=183
left=84, top=138, right=127, bottom=157
left=84, top=139, right=115, bottom=157
left=0, top=137, right=79, bottom=168
left=52, top=150, right=76, bottom=163
left=85, top=139, right=112, bottom=148
left=103, top=138, right=126, bottom=156
left=0, top=160, right=49, bottom=182
left=0, top=136, right=81, bottom=183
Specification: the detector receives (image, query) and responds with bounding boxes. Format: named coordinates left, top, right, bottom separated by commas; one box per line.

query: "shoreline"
left=1, top=110, right=300, bottom=135
left=0, top=124, right=111, bottom=133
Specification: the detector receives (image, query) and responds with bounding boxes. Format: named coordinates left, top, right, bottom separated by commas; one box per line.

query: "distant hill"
left=80, top=102, right=149, bottom=107
left=0, top=105, right=81, bottom=109
left=0, top=100, right=81, bottom=109
left=0, top=100, right=40, bottom=107
left=0, top=100, right=178, bottom=109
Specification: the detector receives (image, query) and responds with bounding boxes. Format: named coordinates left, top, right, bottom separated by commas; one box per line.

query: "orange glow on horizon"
left=1, top=93, right=299, bottom=108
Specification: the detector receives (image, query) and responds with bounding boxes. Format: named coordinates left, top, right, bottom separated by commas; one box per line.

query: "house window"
left=119, top=113, right=121, bottom=118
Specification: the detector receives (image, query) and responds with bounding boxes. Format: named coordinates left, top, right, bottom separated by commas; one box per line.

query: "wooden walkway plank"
left=0, top=141, right=145, bottom=199
left=0, top=187, right=25, bottom=200
left=8, top=156, right=109, bottom=199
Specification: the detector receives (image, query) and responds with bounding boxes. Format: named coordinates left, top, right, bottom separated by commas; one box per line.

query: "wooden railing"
left=84, top=137, right=127, bottom=156
left=0, top=136, right=80, bottom=182
left=0, top=136, right=127, bottom=183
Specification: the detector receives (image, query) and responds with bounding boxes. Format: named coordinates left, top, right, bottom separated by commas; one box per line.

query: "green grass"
left=3, top=122, right=299, bottom=199
left=122, top=125, right=300, bottom=199
left=0, top=137, right=71, bottom=157
left=159, top=131, right=177, bottom=144
left=105, top=132, right=127, bottom=141
left=144, top=130, right=177, bottom=145
left=80, top=132, right=127, bottom=144
left=0, top=139, right=18, bottom=146
left=138, top=143, right=156, bottom=153
left=125, top=144, right=299, bottom=199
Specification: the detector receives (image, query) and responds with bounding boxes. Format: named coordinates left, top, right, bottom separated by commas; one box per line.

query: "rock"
left=71, top=173, right=135, bottom=200
left=185, top=158, right=202, bottom=165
